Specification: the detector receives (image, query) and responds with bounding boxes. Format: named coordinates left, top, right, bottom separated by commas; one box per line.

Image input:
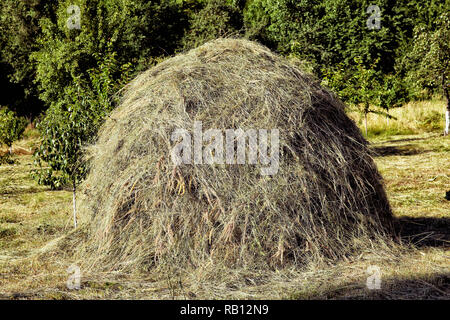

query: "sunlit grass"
left=348, top=98, right=446, bottom=138
left=0, top=102, right=448, bottom=299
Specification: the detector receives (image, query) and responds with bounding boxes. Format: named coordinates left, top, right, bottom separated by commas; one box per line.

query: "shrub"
left=0, top=107, right=27, bottom=153
left=181, top=0, right=243, bottom=50
left=418, top=111, right=443, bottom=131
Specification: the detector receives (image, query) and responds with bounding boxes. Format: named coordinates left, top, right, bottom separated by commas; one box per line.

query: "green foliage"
left=0, top=0, right=55, bottom=116
left=31, top=0, right=186, bottom=108
left=325, top=61, right=409, bottom=110
left=323, top=58, right=380, bottom=112
left=323, top=57, right=410, bottom=135
left=400, top=11, right=450, bottom=99
left=29, top=0, right=186, bottom=189
left=181, top=0, right=244, bottom=50
left=244, top=0, right=404, bottom=75
left=0, top=107, right=28, bottom=149
left=33, top=52, right=131, bottom=189
left=0, top=0, right=56, bottom=88
left=376, top=74, right=409, bottom=112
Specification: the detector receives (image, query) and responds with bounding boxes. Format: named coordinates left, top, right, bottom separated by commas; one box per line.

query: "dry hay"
left=76, top=38, right=395, bottom=276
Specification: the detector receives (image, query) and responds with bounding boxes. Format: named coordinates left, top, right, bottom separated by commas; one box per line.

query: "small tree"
left=376, top=74, right=409, bottom=126
left=323, top=58, right=380, bottom=136
left=0, top=107, right=27, bottom=154
left=33, top=52, right=131, bottom=228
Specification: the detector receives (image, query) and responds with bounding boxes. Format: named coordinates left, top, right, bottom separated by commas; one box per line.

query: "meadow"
left=0, top=99, right=448, bottom=299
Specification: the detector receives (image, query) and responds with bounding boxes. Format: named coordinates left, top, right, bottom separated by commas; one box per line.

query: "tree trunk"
left=443, top=72, right=449, bottom=136
left=72, top=180, right=77, bottom=228
left=364, top=112, right=368, bottom=137
left=445, top=105, right=449, bottom=136
left=445, top=93, right=449, bottom=136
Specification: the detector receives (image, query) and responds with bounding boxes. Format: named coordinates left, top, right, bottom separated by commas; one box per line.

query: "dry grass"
left=0, top=132, right=74, bottom=299
left=73, top=39, right=396, bottom=282
left=0, top=118, right=448, bottom=300
left=0, top=40, right=448, bottom=299
left=348, top=99, right=447, bottom=137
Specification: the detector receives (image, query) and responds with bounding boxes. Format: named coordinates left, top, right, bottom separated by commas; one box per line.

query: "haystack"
left=77, top=38, right=394, bottom=274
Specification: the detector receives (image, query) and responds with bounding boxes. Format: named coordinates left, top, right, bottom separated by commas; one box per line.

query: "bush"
left=0, top=107, right=27, bottom=153
left=418, top=111, right=443, bottom=131
left=181, top=0, right=243, bottom=50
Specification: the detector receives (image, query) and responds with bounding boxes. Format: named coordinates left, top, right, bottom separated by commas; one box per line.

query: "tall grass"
left=347, top=98, right=446, bottom=138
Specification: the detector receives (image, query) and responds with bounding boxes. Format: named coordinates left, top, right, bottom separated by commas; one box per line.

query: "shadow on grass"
left=0, top=186, right=44, bottom=196
left=382, top=137, right=430, bottom=143
left=291, top=273, right=450, bottom=300
left=372, top=133, right=441, bottom=145
left=370, top=144, right=428, bottom=157
left=395, top=217, right=450, bottom=248
left=373, top=273, right=450, bottom=300
left=289, top=217, right=449, bottom=299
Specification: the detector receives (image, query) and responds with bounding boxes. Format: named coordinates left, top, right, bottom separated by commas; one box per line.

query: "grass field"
left=0, top=100, right=448, bottom=299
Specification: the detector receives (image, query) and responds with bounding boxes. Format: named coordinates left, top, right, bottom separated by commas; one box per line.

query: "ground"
left=0, top=101, right=449, bottom=299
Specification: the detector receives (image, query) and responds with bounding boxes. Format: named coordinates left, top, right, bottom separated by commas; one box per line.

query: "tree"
left=0, top=0, right=57, bottom=117
left=30, top=0, right=187, bottom=109
left=323, top=58, right=381, bottom=136
left=244, top=0, right=405, bottom=76
left=0, top=107, right=28, bottom=154
left=403, top=12, right=449, bottom=135
left=33, top=52, right=131, bottom=227
left=376, top=74, right=409, bottom=126
left=29, top=0, right=186, bottom=227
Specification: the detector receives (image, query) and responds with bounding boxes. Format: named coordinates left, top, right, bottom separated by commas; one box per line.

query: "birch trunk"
left=73, top=181, right=77, bottom=228
left=364, top=112, right=368, bottom=137
left=442, top=72, right=449, bottom=136
left=445, top=108, right=449, bottom=136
